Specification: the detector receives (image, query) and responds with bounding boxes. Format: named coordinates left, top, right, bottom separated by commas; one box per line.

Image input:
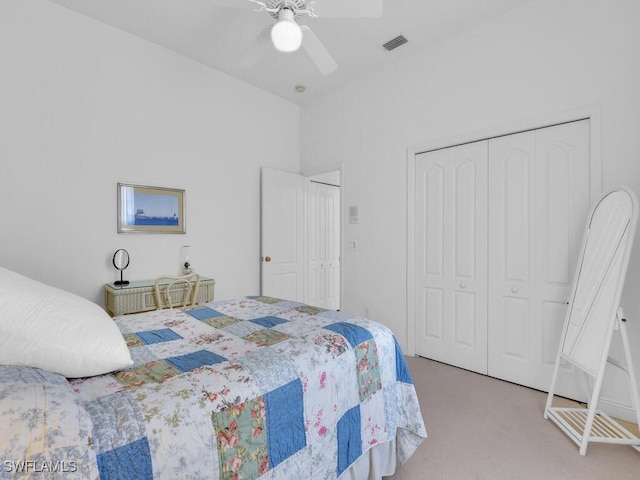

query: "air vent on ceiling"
left=383, top=35, right=408, bottom=51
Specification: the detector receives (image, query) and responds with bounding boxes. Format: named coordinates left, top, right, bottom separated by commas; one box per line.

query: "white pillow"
left=0, top=366, right=99, bottom=478
left=0, top=266, right=133, bottom=377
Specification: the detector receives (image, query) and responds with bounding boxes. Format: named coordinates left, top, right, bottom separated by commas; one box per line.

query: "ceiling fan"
left=212, top=0, right=383, bottom=75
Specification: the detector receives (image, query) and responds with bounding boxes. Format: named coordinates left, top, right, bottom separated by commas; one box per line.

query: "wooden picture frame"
left=117, top=183, right=185, bottom=234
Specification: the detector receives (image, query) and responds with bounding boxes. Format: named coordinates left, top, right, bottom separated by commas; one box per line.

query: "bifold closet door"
left=487, top=120, right=591, bottom=399
left=414, top=141, right=488, bottom=374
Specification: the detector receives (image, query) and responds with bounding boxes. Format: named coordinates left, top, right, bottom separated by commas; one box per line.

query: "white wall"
left=301, top=0, right=640, bottom=417
left=0, top=0, right=300, bottom=304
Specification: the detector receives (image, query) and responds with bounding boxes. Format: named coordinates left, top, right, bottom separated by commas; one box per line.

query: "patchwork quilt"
left=0, top=296, right=427, bottom=479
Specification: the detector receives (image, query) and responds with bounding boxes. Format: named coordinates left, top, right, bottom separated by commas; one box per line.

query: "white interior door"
left=413, top=120, right=592, bottom=399
left=487, top=130, right=539, bottom=387
left=535, top=120, right=591, bottom=399
left=414, top=141, right=488, bottom=374
left=487, top=120, right=591, bottom=400
left=261, top=168, right=304, bottom=302
left=307, top=181, right=341, bottom=310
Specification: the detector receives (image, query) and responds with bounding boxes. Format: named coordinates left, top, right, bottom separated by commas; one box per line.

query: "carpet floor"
left=388, top=356, right=640, bottom=480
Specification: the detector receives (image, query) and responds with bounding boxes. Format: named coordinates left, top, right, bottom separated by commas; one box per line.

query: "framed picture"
left=117, top=183, right=185, bottom=234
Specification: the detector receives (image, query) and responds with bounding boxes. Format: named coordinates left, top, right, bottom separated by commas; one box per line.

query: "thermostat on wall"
left=349, top=206, right=359, bottom=224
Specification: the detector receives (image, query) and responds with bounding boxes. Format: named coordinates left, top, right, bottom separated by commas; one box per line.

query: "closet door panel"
left=415, top=142, right=488, bottom=374
left=488, top=120, right=591, bottom=398
left=454, top=160, right=477, bottom=278
left=419, top=163, right=445, bottom=343
left=503, top=297, right=530, bottom=358
left=454, top=291, right=477, bottom=347
left=535, top=120, right=591, bottom=399
left=542, top=300, right=569, bottom=364
left=488, top=131, right=538, bottom=384
left=504, top=154, right=530, bottom=281
left=545, top=156, right=572, bottom=284
left=425, top=164, right=445, bottom=276
left=538, top=123, right=590, bottom=288
left=418, top=288, right=443, bottom=342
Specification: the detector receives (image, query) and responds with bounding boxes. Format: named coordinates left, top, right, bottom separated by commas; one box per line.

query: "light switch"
left=349, top=206, right=359, bottom=224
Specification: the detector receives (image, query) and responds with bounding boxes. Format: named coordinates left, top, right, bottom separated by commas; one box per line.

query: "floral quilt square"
left=202, top=315, right=241, bottom=329
left=123, top=333, right=144, bottom=348
left=294, top=305, right=328, bottom=315
left=115, top=360, right=181, bottom=388
left=310, top=332, right=349, bottom=358
left=243, top=329, right=291, bottom=347
left=355, top=340, right=382, bottom=402
left=253, top=296, right=283, bottom=304
left=212, top=397, right=268, bottom=480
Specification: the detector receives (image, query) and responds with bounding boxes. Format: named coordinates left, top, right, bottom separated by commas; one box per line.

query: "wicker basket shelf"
left=104, top=276, right=215, bottom=316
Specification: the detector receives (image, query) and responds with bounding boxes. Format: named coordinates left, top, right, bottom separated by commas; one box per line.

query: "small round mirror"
left=112, top=249, right=130, bottom=285
left=113, top=249, right=130, bottom=270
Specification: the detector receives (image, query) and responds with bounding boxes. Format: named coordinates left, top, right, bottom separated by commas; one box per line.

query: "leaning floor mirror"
left=544, top=186, right=640, bottom=455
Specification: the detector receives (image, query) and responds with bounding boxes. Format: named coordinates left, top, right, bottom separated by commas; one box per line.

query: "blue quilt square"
left=187, top=307, right=225, bottom=321
left=324, top=322, right=373, bottom=348
left=97, top=438, right=153, bottom=480
left=250, top=316, right=289, bottom=328
left=165, top=350, right=227, bottom=372
left=394, top=337, right=414, bottom=384
left=264, top=379, right=306, bottom=468
left=337, top=406, right=362, bottom=476
left=136, top=328, right=182, bottom=345
left=222, top=320, right=264, bottom=337
left=84, top=393, right=147, bottom=453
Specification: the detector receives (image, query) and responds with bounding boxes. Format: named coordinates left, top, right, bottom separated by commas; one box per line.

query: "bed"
left=0, top=266, right=426, bottom=479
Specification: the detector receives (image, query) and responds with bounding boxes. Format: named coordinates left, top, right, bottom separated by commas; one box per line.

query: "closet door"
left=487, top=120, right=591, bottom=399
left=415, top=141, right=488, bottom=373
left=535, top=120, right=591, bottom=399
left=487, top=131, right=538, bottom=385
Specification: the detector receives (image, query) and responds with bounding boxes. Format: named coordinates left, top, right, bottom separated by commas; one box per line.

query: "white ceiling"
left=48, top=0, right=532, bottom=105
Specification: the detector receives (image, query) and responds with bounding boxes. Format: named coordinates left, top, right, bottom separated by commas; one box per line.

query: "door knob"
left=460, top=282, right=466, bottom=289
left=264, top=256, right=271, bottom=262
left=511, top=286, right=519, bottom=293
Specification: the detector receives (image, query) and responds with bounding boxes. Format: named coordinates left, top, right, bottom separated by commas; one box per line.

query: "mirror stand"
left=114, top=269, right=129, bottom=286
left=113, top=249, right=130, bottom=286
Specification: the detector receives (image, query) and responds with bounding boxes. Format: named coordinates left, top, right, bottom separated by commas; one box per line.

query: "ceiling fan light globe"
left=271, top=12, right=302, bottom=53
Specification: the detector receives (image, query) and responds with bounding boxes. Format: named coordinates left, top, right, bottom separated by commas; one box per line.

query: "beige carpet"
left=389, top=356, right=640, bottom=480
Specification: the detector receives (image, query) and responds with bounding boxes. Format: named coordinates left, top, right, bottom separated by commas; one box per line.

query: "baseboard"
left=599, top=396, right=638, bottom=425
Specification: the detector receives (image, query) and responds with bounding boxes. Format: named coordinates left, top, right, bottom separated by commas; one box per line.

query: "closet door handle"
left=511, top=286, right=519, bottom=293
left=459, top=282, right=466, bottom=289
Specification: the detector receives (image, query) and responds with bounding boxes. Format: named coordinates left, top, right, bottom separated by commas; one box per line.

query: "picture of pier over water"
left=118, top=183, right=185, bottom=234
left=133, top=192, right=179, bottom=226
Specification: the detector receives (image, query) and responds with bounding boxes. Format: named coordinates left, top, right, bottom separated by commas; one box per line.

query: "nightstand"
left=103, top=277, right=215, bottom=316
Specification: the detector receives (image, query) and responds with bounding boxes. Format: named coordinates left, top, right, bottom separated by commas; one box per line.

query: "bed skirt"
left=340, top=438, right=398, bottom=480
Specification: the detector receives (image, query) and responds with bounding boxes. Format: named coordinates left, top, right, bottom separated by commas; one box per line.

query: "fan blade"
left=301, top=26, right=337, bottom=75
left=208, top=0, right=259, bottom=9
left=311, top=0, right=383, bottom=18
left=238, top=26, right=272, bottom=69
